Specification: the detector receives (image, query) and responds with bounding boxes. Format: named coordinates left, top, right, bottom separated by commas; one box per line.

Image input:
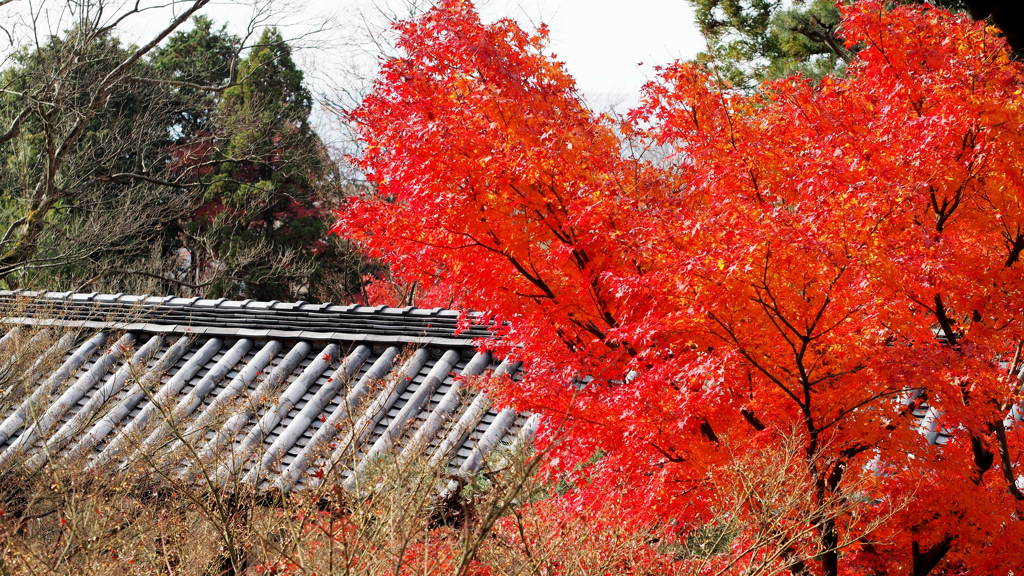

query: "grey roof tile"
left=218, top=299, right=250, bottom=309
left=0, top=290, right=497, bottom=340
left=194, top=298, right=223, bottom=307
left=233, top=328, right=271, bottom=338
left=167, top=297, right=199, bottom=307
left=0, top=291, right=524, bottom=491
left=266, top=329, right=305, bottom=340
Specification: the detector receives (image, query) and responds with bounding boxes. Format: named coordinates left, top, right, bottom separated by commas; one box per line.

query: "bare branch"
left=95, top=173, right=195, bottom=190
left=994, top=418, right=1024, bottom=501
left=0, top=216, right=27, bottom=248
left=80, top=267, right=217, bottom=291
left=54, top=0, right=213, bottom=163
left=0, top=106, right=31, bottom=145
left=126, top=76, right=234, bottom=93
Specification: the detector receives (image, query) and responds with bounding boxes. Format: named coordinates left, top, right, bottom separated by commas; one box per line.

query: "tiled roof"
left=0, top=290, right=498, bottom=344
left=0, top=291, right=536, bottom=492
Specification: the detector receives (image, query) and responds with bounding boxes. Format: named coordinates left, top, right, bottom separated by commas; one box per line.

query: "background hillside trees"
left=166, top=26, right=371, bottom=301
left=150, top=15, right=239, bottom=143
left=0, top=1, right=212, bottom=291
left=337, top=0, right=1024, bottom=573
left=683, top=0, right=1017, bottom=89
left=0, top=1, right=370, bottom=301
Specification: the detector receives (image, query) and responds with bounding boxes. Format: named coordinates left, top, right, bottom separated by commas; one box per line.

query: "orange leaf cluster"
left=336, top=1, right=1024, bottom=572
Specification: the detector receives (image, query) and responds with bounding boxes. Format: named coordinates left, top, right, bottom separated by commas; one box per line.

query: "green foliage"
left=676, top=523, right=737, bottom=560
left=688, top=0, right=845, bottom=88
left=688, top=0, right=970, bottom=89
left=0, top=27, right=191, bottom=290
left=0, top=15, right=373, bottom=302
left=170, top=27, right=372, bottom=302
left=151, top=16, right=239, bottom=137
left=1, top=30, right=166, bottom=182
left=690, top=0, right=782, bottom=87
left=221, top=29, right=312, bottom=133
left=152, top=16, right=237, bottom=88
left=766, top=0, right=845, bottom=80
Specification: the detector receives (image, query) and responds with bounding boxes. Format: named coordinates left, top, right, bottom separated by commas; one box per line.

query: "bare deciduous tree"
left=0, top=0, right=216, bottom=281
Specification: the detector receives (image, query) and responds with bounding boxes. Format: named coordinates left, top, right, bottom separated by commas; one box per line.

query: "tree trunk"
left=911, top=538, right=951, bottom=576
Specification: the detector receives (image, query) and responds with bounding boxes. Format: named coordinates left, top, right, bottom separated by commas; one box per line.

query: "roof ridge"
left=0, top=290, right=490, bottom=341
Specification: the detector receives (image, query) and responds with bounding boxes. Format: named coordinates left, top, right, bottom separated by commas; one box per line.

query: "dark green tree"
left=0, top=5, right=376, bottom=302
left=687, top=0, right=843, bottom=89
left=0, top=23, right=201, bottom=292
left=173, top=27, right=372, bottom=301
left=150, top=15, right=240, bottom=139
left=687, top=0, right=971, bottom=89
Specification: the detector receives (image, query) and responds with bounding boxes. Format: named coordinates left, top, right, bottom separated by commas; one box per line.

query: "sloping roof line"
left=0, top=292, right=536, bottom=492
left=0, top=290, right=497, bottom=341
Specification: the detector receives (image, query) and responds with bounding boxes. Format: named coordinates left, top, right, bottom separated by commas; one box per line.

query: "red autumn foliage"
left=336, top=1, right=1024, bottom=573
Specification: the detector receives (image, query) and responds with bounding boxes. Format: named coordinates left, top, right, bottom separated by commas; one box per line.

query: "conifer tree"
left=174, top=28, right=367, bottom=301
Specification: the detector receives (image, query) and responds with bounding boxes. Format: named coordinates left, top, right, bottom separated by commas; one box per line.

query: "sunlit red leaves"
left=338, top=0, right=1024, bottom=572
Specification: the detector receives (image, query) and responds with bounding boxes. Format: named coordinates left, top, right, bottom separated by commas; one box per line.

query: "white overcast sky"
left=1, top=0, right=703, bottom=143
left=476, top=0, right=704, bottom=109
left=106, top=0, right=704, bottom=111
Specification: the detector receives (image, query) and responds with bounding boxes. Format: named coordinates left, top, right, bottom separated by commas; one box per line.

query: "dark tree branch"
left=82, top=267, right=217, bottom=291
left=0, top=107, right=31, bottom=145
left=791, top=17, right=851, bottom=64
left=932, top=293, right=959, bottom=346
left=127, top=76, right=234, bottom=93
left=96, top=173, right=194, bottom=189
left=912, top=537, right=952, bottom=576
left=741, top=407, right=766, bottom=431
left=0, top=216, right=27, bottom=248
left=1005, top=231, right=1024, bottom=268
left=993, top=418, right=1024, bottom=501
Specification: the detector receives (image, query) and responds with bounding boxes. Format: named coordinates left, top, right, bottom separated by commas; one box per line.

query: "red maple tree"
left=336, top=1, right=1024, bottom=573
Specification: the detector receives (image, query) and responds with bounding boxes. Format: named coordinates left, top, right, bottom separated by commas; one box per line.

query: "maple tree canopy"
left=336, top=1, right=1024, bottom=573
